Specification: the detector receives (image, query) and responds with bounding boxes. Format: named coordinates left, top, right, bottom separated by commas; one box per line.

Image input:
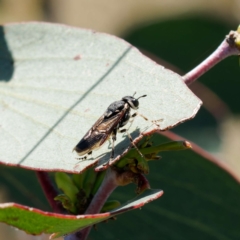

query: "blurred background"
left=0, top=0, right=240, bottom=239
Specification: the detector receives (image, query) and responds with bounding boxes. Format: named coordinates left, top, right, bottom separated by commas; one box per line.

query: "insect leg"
left=104, top=129, right=117, bottom=166
left=119, top=128, right=144, bottom=159
left=125, top=111, right=148, bottom=132
left=110, top=131, right=117, bottom=160
left=133, top=112, right=163, bottom=128
left=75, top=151, right=92, bottom=161
left=124, top=112, right=137, bottom=131
left=132, top=112, right=148, bottom=121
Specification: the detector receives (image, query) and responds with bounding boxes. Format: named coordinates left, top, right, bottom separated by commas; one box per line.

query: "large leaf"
left=0, top=189, right=163, bottom=238
left=0, top=22, right=201, bottom=172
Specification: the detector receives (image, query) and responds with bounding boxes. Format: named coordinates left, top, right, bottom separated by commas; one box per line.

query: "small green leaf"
left=82, top=168, right=97, bottom=197
left=91, top=171, right=106, bottom=196
left=55, top=172, right=79, bottom=203
left=114, top=139, right=191, bottom=173
left=54, top=194, right=76, bottom=213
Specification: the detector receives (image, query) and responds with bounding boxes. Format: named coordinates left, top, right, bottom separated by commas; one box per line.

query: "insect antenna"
left=137, top=94, right=147, bottom=100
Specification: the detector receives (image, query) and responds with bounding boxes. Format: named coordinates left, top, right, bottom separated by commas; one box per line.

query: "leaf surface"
left=0, top=23, right=201, bottom=172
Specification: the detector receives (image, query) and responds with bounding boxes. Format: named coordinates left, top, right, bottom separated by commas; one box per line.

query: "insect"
left=73, top=93, right=147, bottom=165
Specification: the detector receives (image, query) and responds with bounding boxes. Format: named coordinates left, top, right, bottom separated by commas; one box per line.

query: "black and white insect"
left=73, top=93, right=147, bottom=165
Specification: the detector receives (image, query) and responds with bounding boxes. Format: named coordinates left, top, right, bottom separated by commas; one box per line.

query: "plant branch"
left=65, top=169, right=118, bottom=240
left=36, top=171, right=64, bottom=213
left=183, top=30, right=240, bottom=85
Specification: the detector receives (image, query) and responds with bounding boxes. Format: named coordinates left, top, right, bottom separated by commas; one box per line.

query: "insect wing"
left=74, top=130, right=106, bottom=156
left=73, top=115, right=105, bottom=156
left=74, top=110, right=126, bottom=156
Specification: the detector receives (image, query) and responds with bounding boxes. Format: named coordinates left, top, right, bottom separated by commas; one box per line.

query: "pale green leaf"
left=0, top=23, right=201, bottom=172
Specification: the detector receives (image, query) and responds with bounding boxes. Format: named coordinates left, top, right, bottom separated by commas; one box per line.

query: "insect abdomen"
left=74, top=131, right=108, bottom=156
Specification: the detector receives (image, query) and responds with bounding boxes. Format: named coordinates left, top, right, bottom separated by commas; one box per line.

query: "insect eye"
left=128, top=98, right=139, bottom=109
left=122, top=95, right=146, bottom=109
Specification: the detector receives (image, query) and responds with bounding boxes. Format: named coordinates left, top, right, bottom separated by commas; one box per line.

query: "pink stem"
left=36, top=171, right=64, bottom=213
left=183, top=34, right=240, bottom=85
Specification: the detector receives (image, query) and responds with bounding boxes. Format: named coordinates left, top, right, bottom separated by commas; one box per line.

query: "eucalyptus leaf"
left=0, top=23, right=201, bottom=172
left=0, top=189, right=163, bottom=238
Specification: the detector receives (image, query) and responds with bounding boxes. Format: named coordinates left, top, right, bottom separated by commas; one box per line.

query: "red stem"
left=183, top=36, right=239, bottom=85
left=36, top=171, right=64, bottom=213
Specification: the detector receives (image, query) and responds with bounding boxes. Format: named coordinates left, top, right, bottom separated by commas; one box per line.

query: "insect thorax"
left=104, top=100, right=126, bottom=118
